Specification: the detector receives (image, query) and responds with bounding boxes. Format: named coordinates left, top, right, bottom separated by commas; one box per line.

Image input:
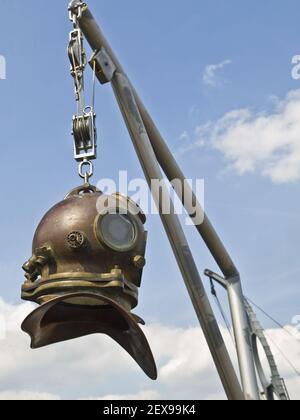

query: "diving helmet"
left=21, top=184, right=157, bottom=380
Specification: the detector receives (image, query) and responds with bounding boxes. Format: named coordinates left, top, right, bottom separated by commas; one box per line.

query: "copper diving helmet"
left=21, top=184, right=157, bottom=380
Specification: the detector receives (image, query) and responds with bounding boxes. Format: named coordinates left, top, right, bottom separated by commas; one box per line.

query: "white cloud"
left=96, top=391, right=160, bottom=401
left=179, top=131, right=190, bottom=142
left=148, top=324, right=232, bottom=388
left=0, top=391, right=60, bottom=401
left=0, top=297, right=299, bottom=400
left=203, top=59, right=232, bottom=87
left=188, top=90, right=300, bottom=184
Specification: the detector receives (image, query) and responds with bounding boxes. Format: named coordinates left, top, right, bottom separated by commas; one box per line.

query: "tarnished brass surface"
left=22, top=292, right=157, bottom=380
left=21, top=185, right=157, bottom=380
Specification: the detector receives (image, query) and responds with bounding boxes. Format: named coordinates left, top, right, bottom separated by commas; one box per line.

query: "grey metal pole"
left=74, top=2, right=257, bottom=400
left=226, top=278, right=260, bottom=400
left=110, top=70, right=244, bottom=400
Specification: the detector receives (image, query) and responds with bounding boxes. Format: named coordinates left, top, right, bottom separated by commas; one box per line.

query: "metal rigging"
left=68, top=1, right=97, bottom=184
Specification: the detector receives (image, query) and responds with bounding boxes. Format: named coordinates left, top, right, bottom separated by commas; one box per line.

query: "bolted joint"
left=89, top=48, right=117, bottom=85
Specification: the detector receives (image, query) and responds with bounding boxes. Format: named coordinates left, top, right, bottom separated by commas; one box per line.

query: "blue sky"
left=0, top=0, right=299, bottom=400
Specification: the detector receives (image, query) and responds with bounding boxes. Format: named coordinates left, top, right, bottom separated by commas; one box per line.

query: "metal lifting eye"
left=78, top=159, right=94, bottom=185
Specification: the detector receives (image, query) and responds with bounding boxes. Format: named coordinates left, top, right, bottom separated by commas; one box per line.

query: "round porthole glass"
left=96, top=212, right=137, bottom=251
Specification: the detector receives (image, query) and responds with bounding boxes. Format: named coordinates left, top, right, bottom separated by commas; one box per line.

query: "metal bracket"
left=89, top=48, right=117, bottom=84
left=204, top=269, right=228, bottom=289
